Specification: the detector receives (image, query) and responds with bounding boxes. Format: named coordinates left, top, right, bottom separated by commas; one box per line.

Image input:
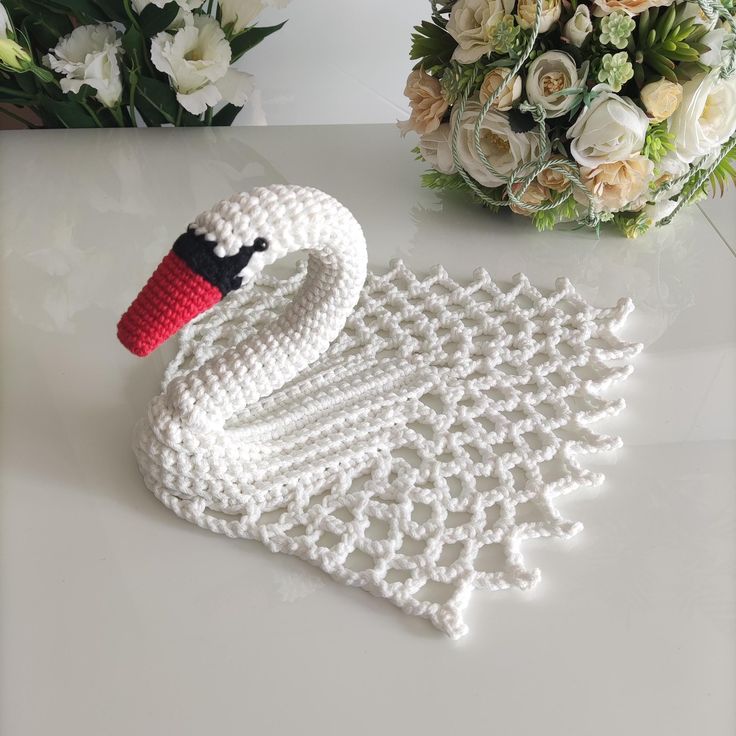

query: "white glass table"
left=1, top=125, right=734, bottom=735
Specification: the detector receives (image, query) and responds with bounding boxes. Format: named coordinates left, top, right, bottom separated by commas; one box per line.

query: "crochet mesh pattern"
left=143, top=259, right=641, bottom=639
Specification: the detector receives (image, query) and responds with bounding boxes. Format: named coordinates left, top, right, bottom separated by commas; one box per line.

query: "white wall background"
left=235, top=1, right=426, bottom=125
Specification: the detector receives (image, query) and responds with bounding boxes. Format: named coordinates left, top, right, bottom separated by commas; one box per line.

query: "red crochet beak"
left=117, top=249, right=222, bottom=357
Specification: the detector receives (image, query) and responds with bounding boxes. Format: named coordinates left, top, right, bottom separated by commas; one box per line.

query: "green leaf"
left=657, top=3, right=677, bottom=41
left=229, top=21, right=286, bottom=62
left=44, top=0, right=107, bottom=23
left=10, top=1, right=73, bottom=50
left=133, top=74, right=178, bottom=125
left=410, top=19, right=456, bottom=67
left=92, top=0, right=127, bottom=21
left=39, top=97, right=99, bottom=128
left=138, top=2, right=179, bottom=37
left=121, top=24, right=148, bottom=75
left=212, top=103, right=243, bottom=126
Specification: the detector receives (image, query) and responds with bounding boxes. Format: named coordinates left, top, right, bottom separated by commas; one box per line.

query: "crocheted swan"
left=119, top=184, right=640, bottom=638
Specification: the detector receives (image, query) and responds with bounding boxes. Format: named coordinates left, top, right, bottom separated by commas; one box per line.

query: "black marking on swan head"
left=173, top=230, right=269, bottom=296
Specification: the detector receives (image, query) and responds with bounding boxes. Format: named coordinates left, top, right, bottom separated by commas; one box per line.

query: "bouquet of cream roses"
left=402, top=0, right=736, bottom=236
left=0, top=0, right=286, bottom=128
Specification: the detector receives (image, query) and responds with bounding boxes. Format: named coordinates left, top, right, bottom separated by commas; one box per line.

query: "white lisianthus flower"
left=419, top=123, right=457, bottom=175
left=451, top=97, right=541, bottom=186
left=669, top=69, right=736, bottom=163
left=567, top=84, right=649, bottom=166
left=525, top=51, right=585, bottom=118
left=43, top=24, right=123, bottom=107
left=0, top=2, right=11, bottom=38
left=151, top=15, right=254, bottom=116
left=447, top=0, right=516, bottom=64
left=220, top=0, right=289, bottom=34
left=132, top=0, right=204, bottom=28
left=563, top=4, right=593, bottom=46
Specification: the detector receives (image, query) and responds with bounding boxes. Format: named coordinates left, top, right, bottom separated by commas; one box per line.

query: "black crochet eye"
left=253, top=237, right=269, bottom=251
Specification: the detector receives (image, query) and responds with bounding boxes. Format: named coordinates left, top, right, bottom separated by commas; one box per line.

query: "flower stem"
left=81, top=101, right=103, bottom=127
left=111, top=105, right=126, bottom=127
left=205, top=107, right=213, bottom=126
left=175, top=106, right=182, bottom=127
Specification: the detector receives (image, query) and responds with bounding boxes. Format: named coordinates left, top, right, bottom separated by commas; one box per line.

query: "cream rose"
left=451, top=97, right=541, bottom=187
left=398, top=69, right=449, bottom=136
left=447, top=0, right=516, bottom=63
left=592, top=0, right=672, bottom=15
left=479, top=68, right=521, bottom=111
left=669, top=69, right=736, bottom=163
left=581, top=156, right=654, bottom=211
left=567, top=85, right=649, bottom=166
left=43, top=24, right=123, bottom=107
left=517, top=0, right=561, bottom=33
left=419, top=123, right=457, bottom=175
left=640, top=78, right=682, bottom=123
left=509, top=181, right=551, bottom=215
left=563, top=4, right=593, bottom=46
left=525, top=51, right=584, bottom=118
left=537, top=155, right=576, bottom=191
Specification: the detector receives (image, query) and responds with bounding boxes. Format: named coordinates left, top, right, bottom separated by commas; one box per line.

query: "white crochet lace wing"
left=158, top=260, right=641, bottom=638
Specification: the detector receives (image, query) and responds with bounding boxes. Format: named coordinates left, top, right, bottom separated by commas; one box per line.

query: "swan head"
left=118, top=185, right=366, bottom=358
left=117, top=189, right=279, bottom=357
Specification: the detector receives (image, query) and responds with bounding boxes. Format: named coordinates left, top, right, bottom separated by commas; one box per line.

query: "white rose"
left=567, top=85, right=649, bottom=166
left=219, top=0, right=288, bottom=34
left=151, top=15, right=254, bottom=116
left=451, top=97, right=541, bottom=187
left=447, top=0, right=515, bottom=64
left=563, top=4, right=593, bottom=46
left=525, top=51, right=585, bottom=118
left=43, top=24, right=123, bottom=108
left=517, top=0, right=562, bottom=33
left=644, top=197, right=678, bottom=224
left=669, top=69, right=736, bottom=163
left=419, top=123, right=457, bottom=174
left=0, top=3, right=11, bottom=38
left=700, top=25, right=728, bottom=68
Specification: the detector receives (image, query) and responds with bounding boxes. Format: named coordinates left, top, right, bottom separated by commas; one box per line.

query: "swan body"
left=120, top=185, right=641, bottom=638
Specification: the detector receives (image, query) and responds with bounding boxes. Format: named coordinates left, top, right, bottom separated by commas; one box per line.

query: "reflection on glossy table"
left=1, top=125, right=734, bottom=736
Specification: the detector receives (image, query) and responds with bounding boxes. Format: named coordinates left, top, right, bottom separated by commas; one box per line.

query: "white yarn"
left=134, top=185, right=642, bottom=638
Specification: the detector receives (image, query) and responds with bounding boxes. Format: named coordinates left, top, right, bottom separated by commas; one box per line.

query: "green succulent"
left=599, top=11, right=636, bottom=50
left=613, top=210, right=652, bottom=239
left=489, top=14, right=521, bottom=54
left=440, top=61, right=480, bottom=103
left=632, top=4, right=708, bottom=85
left=642, top=121, right=676, bottom=163
left=597, top=52, right=634, bottom=91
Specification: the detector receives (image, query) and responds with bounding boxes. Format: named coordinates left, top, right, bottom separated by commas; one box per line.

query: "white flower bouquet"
left=402, top=0, right=736, bottom=236
left=0, top=0, right=286, bottom=128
